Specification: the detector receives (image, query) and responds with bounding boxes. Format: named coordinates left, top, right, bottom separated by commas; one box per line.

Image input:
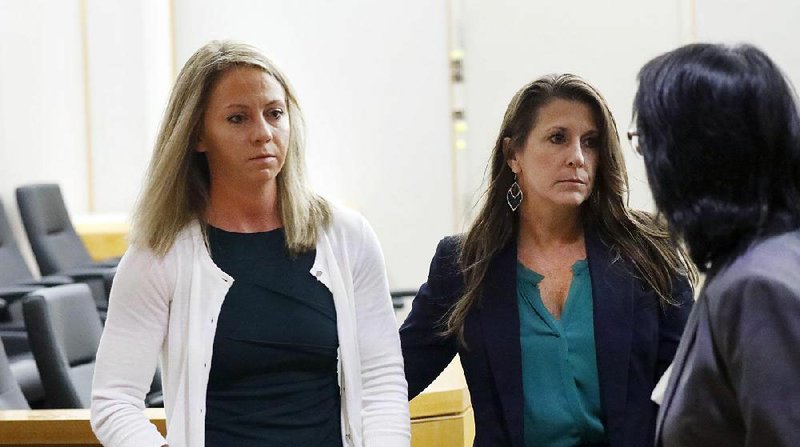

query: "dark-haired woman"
left=633, top=43, right=800, bottom=447
left=400, top=74, right=696, bottom=447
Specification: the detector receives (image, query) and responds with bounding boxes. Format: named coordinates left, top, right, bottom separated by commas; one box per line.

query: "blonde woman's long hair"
left=131, top=40, right=330, bottom=256
left=446, top=74, right=698, bottom=344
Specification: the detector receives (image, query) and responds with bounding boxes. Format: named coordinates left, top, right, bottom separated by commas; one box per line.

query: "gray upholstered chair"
left=15, top=184, right=115, bottom=309
left=390, top=288, right=417, bottom=309
left=0, top=338, right=30, bottom=409
left=0, top=198, right=43, bottom=321
left=23, top=284, right=163, bottom=408
left=15, top=184, right=119, bottom=274
left=0, top=198, right=74, bottom=288
left=1, top=197, right=74, bottom=356
left=23, top=284, right=103, bottom=408
left=22, top=284, right=161, bottom=409
left=0, top=198, right=37, bottom=287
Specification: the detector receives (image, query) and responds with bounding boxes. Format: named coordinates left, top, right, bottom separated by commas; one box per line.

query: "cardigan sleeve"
left=399, top=237, right=461, bottom=399
left=351, top=216, right=411, bottom=447
left=710, top=274, right=800, bottom=446
left=91, top=244, right=173, bottom=447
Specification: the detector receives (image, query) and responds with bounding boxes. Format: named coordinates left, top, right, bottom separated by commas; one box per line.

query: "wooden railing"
left=0, top=408, right=164, bottom=446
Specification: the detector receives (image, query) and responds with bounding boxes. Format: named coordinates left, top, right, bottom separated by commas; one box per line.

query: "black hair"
left=634, top=43, right=800, bottom=271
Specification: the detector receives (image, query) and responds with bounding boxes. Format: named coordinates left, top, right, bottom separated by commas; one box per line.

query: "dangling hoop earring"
left=507, top=174, right=523, bottom=212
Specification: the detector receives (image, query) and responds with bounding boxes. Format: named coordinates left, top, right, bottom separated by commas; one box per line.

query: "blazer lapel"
left=654, top=292, right=702, bottom=445
left=586, top=231, right=634, bottom=444
left=478, top=241, right=524, bottom=447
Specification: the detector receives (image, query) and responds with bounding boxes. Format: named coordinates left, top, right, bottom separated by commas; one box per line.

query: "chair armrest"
left=390, top=289, right=418, bottom=309
left=56, top=268, right=116, bottom=307
left=145, top=391, right=164, bottom=408
left=57, top=267, right=116, bottom=283
left=390, top=289, right=419, bottom=299
left=17, top=275, right=74, bottom=287
left=0, top=331, right=30, bottom=356
left=0, top=285, right=40, bottom=305
left=94, top=257, right=120, bottom=268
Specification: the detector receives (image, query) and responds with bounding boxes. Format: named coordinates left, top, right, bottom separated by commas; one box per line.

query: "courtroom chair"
left=7, top=350, right=45, bottom=408
left=0, top=285, right=35, bottom=357
left=22, top=284, right=102, bottom=408
left=0, top=198, right=38, bottom=288
left=0, top=198, right=74, bottom=288
left=390, top=288, right=417, bottom=309
left=23, top=284, right=161, bottom=409
left=0, top=297, right=44, bottom=407
left=1, top=326, right=44, bottom=409
left=1, top=198, right=74, bottom=356
left=0, top=337, right=30, bottom=409
left=15, top=184, right=115, bottom=309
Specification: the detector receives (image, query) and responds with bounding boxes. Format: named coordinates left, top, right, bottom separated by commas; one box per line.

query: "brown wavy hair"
left=446, top=74, right=697, bottom=343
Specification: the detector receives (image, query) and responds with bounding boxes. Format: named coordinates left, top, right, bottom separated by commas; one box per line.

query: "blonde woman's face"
left=197, top=66, right=289, bottom=189
left=506, top=99, right=599, bottom=211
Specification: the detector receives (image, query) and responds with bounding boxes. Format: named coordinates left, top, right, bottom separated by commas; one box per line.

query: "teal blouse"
left=517, top=260, right=607, bottom=447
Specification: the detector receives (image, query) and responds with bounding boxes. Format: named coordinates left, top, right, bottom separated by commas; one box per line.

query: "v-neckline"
left=517, top=259, right=587, bottom=322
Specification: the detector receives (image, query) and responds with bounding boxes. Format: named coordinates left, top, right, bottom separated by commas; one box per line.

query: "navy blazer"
left=400, top=232, right=693, bottom=447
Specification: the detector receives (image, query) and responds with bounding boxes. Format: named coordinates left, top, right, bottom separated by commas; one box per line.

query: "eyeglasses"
left=627, top=125, right=642, bottom=155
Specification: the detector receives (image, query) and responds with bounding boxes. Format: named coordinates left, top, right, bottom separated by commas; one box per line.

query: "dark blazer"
left=400, top=231, right=693, bottom=447
left=657, top=229, right=800, bottom=447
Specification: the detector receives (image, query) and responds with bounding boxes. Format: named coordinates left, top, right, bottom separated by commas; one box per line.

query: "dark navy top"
left=205, top=226, right=342, bottom=447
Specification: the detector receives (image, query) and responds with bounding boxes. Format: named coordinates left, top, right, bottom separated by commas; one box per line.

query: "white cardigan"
left=90, top=207, right=410, bottom=447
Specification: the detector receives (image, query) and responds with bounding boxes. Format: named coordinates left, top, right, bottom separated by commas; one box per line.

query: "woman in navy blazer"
left=400, top=74, right=696, bottom=447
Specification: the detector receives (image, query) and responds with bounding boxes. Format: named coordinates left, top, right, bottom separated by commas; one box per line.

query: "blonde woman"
left=90, top=41, right=409, bottom=447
